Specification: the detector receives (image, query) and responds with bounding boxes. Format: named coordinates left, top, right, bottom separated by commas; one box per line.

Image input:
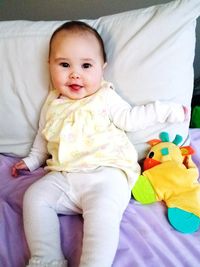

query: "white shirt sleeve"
left=22, top=103, right=48, bottom=172
left=22, top=90, right=60, bottom=171
left=105, top=89, right=185, bottom=132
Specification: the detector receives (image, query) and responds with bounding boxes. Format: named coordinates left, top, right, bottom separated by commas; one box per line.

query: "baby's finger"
left=11, top=166, right=18, bottom=177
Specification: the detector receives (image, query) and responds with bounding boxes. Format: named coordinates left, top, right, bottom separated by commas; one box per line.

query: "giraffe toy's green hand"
left=132, top=175, right=157, bottom=204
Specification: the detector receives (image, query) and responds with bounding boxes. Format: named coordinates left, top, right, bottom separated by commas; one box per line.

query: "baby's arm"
left=106, top=89, right=186, bottom=131
left=12, top=134, right=48, bottom=177
left=12, top=103, right=48, bottom=177
left=22, top=128, right=48, bottom=171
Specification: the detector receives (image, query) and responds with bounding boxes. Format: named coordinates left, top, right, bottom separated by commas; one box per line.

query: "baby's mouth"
left=69, top=84, right=83, bottom=91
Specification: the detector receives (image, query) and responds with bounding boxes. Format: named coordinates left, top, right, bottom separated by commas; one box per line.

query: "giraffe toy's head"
left=144, top=132, right=195, bottom=171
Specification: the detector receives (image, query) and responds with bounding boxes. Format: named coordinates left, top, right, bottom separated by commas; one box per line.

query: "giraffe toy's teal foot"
left=168, top=207, right=200, bottom=233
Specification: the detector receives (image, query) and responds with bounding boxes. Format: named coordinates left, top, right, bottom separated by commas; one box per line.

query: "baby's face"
left=49, top=30, right=106, bottom=100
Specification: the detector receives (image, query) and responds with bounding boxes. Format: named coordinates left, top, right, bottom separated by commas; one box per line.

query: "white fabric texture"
left=23, top=167, right=130, bottom=267
left=0, top=0, right=199, bottom=158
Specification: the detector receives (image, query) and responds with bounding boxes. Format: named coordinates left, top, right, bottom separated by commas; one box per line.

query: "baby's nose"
left=70, top=72, right=80, bottom=79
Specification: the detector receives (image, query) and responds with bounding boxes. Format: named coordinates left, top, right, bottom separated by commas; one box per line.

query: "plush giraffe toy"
left=132, top=132, right=200, bottom=233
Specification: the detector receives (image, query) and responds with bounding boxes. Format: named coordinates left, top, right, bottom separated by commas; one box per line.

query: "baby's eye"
left=82, top=63, right=92, bottom=69
left=60, top=62, right=69, bottom=68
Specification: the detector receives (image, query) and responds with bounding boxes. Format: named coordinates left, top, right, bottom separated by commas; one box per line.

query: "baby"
left=12, top=21, right=186, bottom=267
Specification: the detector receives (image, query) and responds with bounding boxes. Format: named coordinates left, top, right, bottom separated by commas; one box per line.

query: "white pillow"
left=0, top=0, right=199, bottom=159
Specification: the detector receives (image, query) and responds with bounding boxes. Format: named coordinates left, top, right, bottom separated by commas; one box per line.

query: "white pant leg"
left=23, top=171, right=78, bottom=267
left=24, top=167, right=131, bottom=267
left=66, top=167, right=131, bottom=267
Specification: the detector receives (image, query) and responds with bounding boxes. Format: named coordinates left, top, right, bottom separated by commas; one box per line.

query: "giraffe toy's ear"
left=180, top=146, right=195, bottom=156
left=147, top=139, right=161, bottom=147
left=172, top=134, right=183, bottom=146
left=159, top=132, right=170, bottom=142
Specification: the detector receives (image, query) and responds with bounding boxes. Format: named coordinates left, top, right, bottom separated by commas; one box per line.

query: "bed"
left=0, top=1, right=200, bottom=266
left=0, top=128, right=199, bottom=267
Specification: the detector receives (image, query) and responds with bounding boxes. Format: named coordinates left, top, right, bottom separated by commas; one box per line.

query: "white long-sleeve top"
left=23, top=81, right=185, bottom=188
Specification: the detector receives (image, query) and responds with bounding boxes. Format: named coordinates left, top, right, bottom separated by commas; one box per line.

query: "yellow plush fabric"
left=143, top=155, right=200, bottom=217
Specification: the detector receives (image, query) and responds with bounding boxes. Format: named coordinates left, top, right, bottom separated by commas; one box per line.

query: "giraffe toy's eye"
left=149, top=152, right=154, bottom=158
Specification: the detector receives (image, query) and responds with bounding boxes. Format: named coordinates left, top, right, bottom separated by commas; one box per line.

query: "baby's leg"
left=23, top=171, right=78, bottom=267
left=69, top=167, right=131, bottom=267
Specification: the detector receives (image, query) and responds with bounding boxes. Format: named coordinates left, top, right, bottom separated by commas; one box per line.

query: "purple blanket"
left=0, top=129, right=200, bottom=267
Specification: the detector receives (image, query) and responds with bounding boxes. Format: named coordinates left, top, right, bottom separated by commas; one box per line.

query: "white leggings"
left=23, top=167, right=131, bottom=267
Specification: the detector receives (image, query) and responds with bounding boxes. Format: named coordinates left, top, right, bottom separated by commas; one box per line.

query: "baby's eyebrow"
left=81, top=58, right=94, bottom=62
left=55, top=57, right=69, bottom=62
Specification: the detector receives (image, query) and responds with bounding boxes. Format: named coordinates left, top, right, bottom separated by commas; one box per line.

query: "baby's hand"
left=183, top=106, right=189, bottom=121
left=11, top=160, right=29, bottom=177
left=166, top=103, right=188, bottom=123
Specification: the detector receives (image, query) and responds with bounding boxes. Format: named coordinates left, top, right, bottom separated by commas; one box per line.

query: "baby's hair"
left=49, top=21, right=107, bottom=63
